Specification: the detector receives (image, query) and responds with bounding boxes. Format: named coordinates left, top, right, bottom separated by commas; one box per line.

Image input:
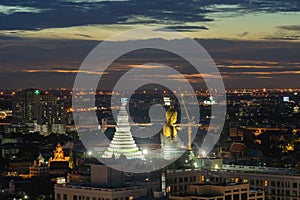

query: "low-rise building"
left=54, top=164, right=150, bottom=200
left=166, top=164, right=300, bottom=200
left=29, top=160, right=49, bottom=177
left=55, top=184, right=148, bottom=200
left=170, top=183, right=264, bottom=200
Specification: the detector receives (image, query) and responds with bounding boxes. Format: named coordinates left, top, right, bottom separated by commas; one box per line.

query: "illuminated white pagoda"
left=102, top=98, right=144, bottom=160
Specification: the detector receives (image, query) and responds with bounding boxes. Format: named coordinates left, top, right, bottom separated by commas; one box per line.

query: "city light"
left=2, top=0, right=300, bottom=198
left=142, top=149, right=148, bottom=155
left=34, top=90, right=40, bottom=95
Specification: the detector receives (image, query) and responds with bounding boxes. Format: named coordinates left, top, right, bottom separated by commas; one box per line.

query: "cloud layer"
left=1, top=0, right=300, bottom=30
left=1, top=0, right=300, bottom=89
left=0, top=37, right=300, bottom=88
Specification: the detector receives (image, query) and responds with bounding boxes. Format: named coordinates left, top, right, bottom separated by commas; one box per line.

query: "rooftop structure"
left=169, top=183, right=264, bottom=200
left=54, top=164, right=150, bottom=200
left=166, top=163, right=300, bottom=200
left=49, top=143, right=70, bottom=163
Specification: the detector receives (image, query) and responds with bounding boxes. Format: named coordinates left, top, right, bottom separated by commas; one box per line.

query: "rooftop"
left=190, top=182, right=247, bottom=187
left=55, top=183, right=146, bottom=192
left=222, top=164, right=297, bottom=175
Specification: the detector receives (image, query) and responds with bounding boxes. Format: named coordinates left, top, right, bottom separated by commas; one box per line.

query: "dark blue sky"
left=0, top=0, right=300, bottom=88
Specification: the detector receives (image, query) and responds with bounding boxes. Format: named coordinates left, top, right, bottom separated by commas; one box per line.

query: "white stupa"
left=102, top=98, right=144, bottom=160
left=161, top=134, right=185, bottom=160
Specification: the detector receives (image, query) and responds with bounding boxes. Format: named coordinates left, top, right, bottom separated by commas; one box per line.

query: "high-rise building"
left=12, top=88, right=39, bottom=125
left=12, top=89, right=65, bottom=134
left=37, top=94, right=65, bottom=134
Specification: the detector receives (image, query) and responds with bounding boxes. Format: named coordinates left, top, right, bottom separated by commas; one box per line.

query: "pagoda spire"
left=102, top=98, right=144, bottom=160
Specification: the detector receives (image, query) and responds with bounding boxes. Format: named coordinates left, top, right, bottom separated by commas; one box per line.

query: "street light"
left=201, top=150, right=206, bottom=158
left=142, top=149, right=148, bottom=155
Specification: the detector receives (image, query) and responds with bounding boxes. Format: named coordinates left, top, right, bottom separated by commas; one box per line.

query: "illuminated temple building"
left=49, top=143, right=73, bottom=170
left=102, top=98, right=144, bottom=160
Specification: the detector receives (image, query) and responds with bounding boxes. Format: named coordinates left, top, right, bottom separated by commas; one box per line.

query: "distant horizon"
left=1, top=1, right=300, bottom=89
left=1, top=87, right=300, bottom=91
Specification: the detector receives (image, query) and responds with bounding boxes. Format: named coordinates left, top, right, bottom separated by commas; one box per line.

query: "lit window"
left=264, top=180, right=268, bottom=187
left=201, top=176, right=205, bottom=182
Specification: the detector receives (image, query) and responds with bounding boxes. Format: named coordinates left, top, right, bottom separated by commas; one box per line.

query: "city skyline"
left=1, top=2, right=300, bottom=198
left=1, top=87, right=300, bottom=199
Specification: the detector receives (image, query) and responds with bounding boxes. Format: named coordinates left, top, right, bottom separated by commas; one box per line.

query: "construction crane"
left=179, top=93, right=196, bottom=151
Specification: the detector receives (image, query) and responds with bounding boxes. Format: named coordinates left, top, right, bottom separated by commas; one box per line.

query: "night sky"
left=1, top=0, right=300, bottom=89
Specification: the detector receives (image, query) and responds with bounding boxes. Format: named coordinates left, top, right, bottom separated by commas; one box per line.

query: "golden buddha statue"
left=163, top=104, right=178, bottom=142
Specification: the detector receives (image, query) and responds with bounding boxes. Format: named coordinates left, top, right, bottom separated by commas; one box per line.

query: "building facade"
left=55, top=184, right=147, bottom=200
left=12, top=89, right=65, bottom=134
left=170, top=183, right=264, bottom=200
left=29, top=160, right=49, bottom=177
left=54, top=164, right=149, bottom=200
left=166, top=164, right=300, bottom=200
left=12, top=88, right=39, bottom=125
